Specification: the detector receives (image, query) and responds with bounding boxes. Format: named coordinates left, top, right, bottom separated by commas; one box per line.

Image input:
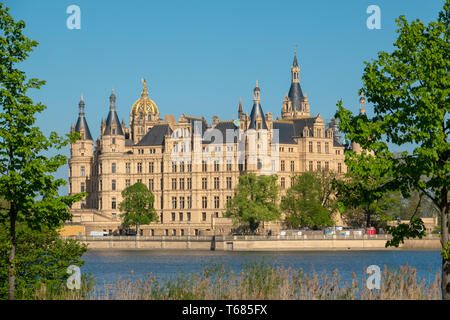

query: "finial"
left=256, top=79, right=259, bottom=87
left=294, top=44, right=298, bottom=56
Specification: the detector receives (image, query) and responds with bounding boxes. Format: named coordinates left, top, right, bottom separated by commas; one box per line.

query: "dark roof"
left=135, top=124, right=172, bottom=146
left=125, top=139, right=134, bottom=146
left=103, top=110, right=124, bottom=135
left=206, top=121, right=239, bottom=144
left=292, top=117, right=316, bottom=137
left=272, top=122, right=296, bottom=144
left=248, top=102, right=267, bottom=130
left=74, top=116, right=93, bottom=140
left=293, top=54, right=298, bottom=67
left=288, top=82, right=304, bottom=112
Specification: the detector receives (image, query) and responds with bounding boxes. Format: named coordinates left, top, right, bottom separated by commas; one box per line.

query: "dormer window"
left=112, top=128, right=116, bottom=135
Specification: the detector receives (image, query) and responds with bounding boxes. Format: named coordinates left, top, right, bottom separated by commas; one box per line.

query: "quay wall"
left=63, top=235, right=442, bottom=251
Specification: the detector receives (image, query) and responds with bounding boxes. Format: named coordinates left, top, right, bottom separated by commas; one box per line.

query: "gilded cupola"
left=131, top=78, right=159, bottom=117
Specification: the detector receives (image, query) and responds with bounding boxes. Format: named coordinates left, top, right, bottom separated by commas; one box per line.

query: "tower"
left=282, top=49, right=310, bottom=119
left=130, top=78, right=160, bottom=143
left=69, top=95, right=94, bottom=209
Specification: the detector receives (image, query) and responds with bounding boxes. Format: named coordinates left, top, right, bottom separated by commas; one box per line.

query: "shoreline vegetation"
left=28, top=260, right=441, bottom=300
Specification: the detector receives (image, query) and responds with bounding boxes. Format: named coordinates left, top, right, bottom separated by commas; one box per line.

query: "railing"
left=61, top=233, right=440, bottom=242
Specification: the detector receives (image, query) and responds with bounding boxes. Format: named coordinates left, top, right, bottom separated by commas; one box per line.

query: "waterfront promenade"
left=62, top=234, right=441, bottom=251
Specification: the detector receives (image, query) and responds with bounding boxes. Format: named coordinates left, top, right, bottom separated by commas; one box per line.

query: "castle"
left=68, top=52, right=362, bottom=236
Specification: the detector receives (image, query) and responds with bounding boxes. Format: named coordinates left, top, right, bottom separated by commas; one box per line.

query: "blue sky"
left=4, top=0, right=445, bottom=194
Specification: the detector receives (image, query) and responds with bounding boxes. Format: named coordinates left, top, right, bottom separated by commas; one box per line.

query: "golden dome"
left=131, top=78, right=159, bottom=115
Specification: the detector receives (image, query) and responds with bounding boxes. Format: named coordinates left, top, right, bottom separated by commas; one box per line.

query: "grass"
left=26, top=260, right=441, bottom=300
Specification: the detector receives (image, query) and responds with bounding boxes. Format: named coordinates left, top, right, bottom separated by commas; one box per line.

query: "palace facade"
left=68, top=53, right=361, bottom=236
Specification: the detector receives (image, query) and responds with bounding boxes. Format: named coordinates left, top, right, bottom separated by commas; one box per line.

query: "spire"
left=293, top=44, right=299, bottom=67
left=248, top=82, right=267, bottom=130
left=74, top=94, right=93, bottom=140
left=109, top=88, right=116, bottom=111
left=104, top=90, right=124, bottom=136
left=78, top=93, right=85, bottom=116
left=359, top=91, right=366, bottom=115
left=253, top=80, right=260, bottom=102
left=287, top=50, right=304, bottom=112
left=238, top=97, right=243, bottom=116
left=141, top=78, right=149, bottom=98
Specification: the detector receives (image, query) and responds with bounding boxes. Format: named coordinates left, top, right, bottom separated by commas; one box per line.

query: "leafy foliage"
left=281, top=172, right=333, bottom=229
left=119, top=182, right=158, bottom=234
left=224, top=174, right=280, bottom=234
left=335, top=1, right=449, bottom=298
left=0, top=223, right=88, bottom=299
left=0, top=4, right=85, bottom=299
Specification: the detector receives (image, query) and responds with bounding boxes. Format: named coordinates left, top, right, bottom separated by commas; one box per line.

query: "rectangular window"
left=226, top=160, right=232, bottom=171
left=281, top=177, right=285, bottom=189
left=172, top=197, right=177, bottom=209
left=172, top=161, right=177, bottom=172
left=179, top=178, right=184, bottom=190
left=173, top=229, right=176, bottom=236
left=80, top=166, right=85, bottom=177
left=325, top=161, right=329, bottom=170
left=290, top=161, right=295, bottom=172
left=214, top=196, right=220, bottom=209
left=202, top=196, right=207, bottom=209
left=187, top=178, right=192, bottom=190
left=187, top=196, right=192, bottom=209
left=80, top=182, right=85, bottom=193
left=112, top=179, right=116, bottom=191
left=226, top=177, right=232, bottom=190
left=214, top=160, right=220, bottom=172
left=179, top=197, right=185, bottom=209
left=187, top=212, right=191, bottom=221
left=171, top=212, right=176, bottom=221
left=181, top=229, right=185, bottom=236
left=202, top=212, right=207, bottom=221
left=112, top=163, right=116, bottom=173
left=202, top=160, right=207, bottom=172
left=180, top=161, right=184, bottom=172
left=137, top=162, right=142, bottom=173
left=112, top=197, right=116, bottom=209
left=317, top=142, right=321, bottom=154
left=325, top=142, right=329, bottom=154
left=281, top=160, right=285, bottom=172
left=309, top=161, right=313, bottom=172
left=187, top=161, right=192, bottom=172
left=309, top=142, right=313, bottom=153
left=179, top=212, right=183, bottom=221
left=338, top=163, right=342, bottom=173
left=202, top=177, right=208, bottom=190
left=214, top=177, right=220, bottom=190
left=126, top=162, right=131, bottom=174
left=172, top=178, right=177, bottom=190
left=149, top=162, right=154, bottom=173
left=149, top=178, right=154, bottom=191
left=317, top=161, right=321, bottom=171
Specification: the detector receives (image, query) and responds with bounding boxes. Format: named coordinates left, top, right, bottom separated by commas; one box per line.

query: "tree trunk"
left=8, top=207, right=17, bottom=300
left=366, top=209, right=371, bottom=229
left=440, top=197, right=449, bottom=300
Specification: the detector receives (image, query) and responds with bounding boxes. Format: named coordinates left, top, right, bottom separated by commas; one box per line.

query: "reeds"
left=27, top=260, right=442, bottom=300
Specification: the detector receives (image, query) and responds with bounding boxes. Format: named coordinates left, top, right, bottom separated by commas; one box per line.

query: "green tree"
left=281, top=172, right=333, bottom=229
left=0, top=223, right=89, bottom=299
left=224, top=173, right=280, bottom=234
left=119, top=182, right=158, bottom=235
left=335, top=1, right=449, bottom=299
left=0, top=4, right=84, bottom=299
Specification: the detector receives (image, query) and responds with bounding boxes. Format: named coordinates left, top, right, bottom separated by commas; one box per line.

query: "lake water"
left=81, top=249, right=442, bottom=289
